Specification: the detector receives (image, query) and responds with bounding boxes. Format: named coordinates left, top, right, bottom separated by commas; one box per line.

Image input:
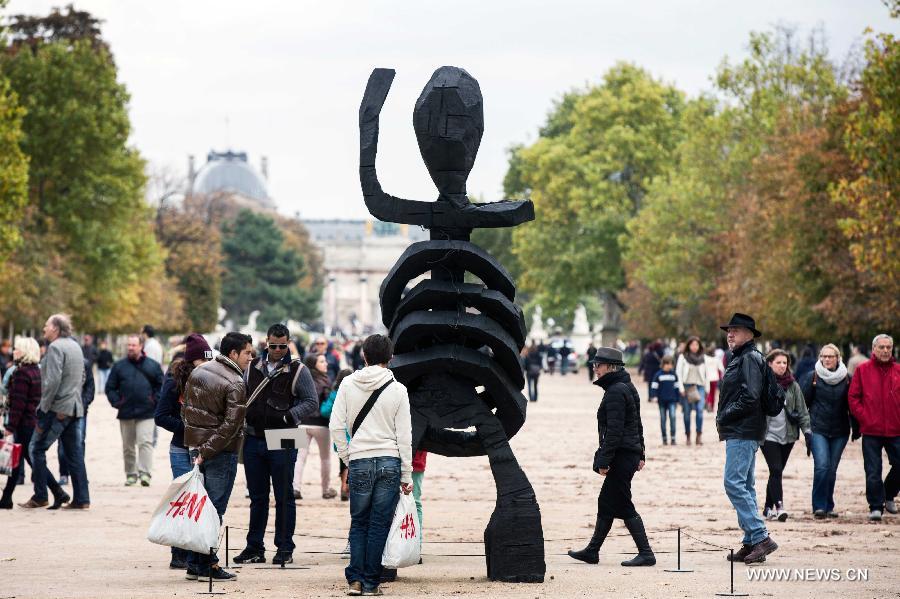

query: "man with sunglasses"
left=234, top=323, right=319, bottom=565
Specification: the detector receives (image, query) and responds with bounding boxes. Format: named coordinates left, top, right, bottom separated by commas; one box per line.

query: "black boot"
left=621, top=516, right=656, bottom=566
left=568, top=516, right=613, bottom=564
left=0, top=490, right=12, bottom=510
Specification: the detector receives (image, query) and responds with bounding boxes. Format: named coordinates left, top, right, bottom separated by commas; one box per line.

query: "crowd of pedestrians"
left=0, top=308, right=895, bottom=590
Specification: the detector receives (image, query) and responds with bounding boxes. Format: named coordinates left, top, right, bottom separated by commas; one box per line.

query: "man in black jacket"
left=568, top=347, right=655, bottom=567
left=106, top=335, right=163, bottom=487
left=716, top=313, right=777, bottom=564
left=233, top=323, right=319, bottom=566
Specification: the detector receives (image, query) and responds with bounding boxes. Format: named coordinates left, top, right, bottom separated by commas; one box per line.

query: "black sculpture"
left=359, top=66, right=545, bottom=583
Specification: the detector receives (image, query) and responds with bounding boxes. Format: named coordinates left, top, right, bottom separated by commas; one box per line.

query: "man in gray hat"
left=568, top=347, right=655, bottom=567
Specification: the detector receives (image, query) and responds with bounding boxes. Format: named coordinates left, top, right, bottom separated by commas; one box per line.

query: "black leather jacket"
left=716, top=341, right=766, bottom=442
left=592, top=369, right=645, bottom=471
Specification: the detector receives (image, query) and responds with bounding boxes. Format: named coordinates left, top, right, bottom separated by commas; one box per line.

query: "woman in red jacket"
left=1, top=337, right=69, bottom=509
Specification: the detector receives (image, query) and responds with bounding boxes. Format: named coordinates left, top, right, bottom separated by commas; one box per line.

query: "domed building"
left=188, top=150, right=276, bottom=211
left=185, top=148, right=428, bottom=336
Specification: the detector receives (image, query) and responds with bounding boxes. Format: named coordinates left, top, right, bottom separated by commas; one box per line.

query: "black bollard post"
left=197, top=545, right=226, bottom=595
left=664, top=528, right=693, bottom=573
left=714, top=549, right=749, bottom=597
left=225, top=526, right=229, bottom=569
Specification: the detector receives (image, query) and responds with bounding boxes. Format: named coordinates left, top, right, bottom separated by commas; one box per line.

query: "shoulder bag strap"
left=245, top=359, right=300, bottom=410
left=351, top=379, right=393, bottom=437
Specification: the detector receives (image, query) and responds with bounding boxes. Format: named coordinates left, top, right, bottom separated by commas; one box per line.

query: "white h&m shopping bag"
left=381, top=492, right=420, bottom=568
left=147, top=465, right=220, bottom=554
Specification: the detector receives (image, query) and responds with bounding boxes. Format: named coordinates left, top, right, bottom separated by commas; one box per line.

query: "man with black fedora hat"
left=568, top=347, right=655, bottom=567
left=716, top=313, right=778, bottom=564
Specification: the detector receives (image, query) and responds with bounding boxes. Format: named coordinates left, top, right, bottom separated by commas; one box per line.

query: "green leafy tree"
left=221, top=210, right=318, bottom=326
left=0, top=0, right=29, bottom=263
left=506, top=63, right=686, bottom=317
left=0, top=7, right=182, bottom=331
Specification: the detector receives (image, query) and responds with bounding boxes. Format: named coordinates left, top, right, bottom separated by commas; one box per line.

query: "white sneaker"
left=885, top=500, right=898, bottom=514
left=869, top=509, right=883, bottom=521
left=763, top=507, right=776, bottom=520
left=777, top=509, right=789, bottom=522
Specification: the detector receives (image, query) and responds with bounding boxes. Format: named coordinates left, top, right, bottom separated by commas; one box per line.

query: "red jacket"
left=412, top=450, right=427, bottom=473
left=848, top=356, right=900, bottom=437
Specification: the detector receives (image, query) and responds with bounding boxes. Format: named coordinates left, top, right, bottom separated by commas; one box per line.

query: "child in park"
left=650, top=356, right=683, bottom=445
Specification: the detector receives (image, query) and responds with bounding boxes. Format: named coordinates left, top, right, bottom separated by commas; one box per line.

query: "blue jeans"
left=346, top=457, right=401, bottom=591
left=98, top=368, right=111, bottom=391
left=658, top=402, right=676, bottom=440
left=682, top=386, right=705, bottom=434
left=30, top=410, right=90, bottom=505
left=724, top=439, right=768, bottom=545
left=243, top=434, right=298, bottom=553
left=169, top=447, right=193, bottom=563
left=187, top=451, right=238, bottom=570
left=57, top=413, right=87, bottom=477
left=810, top=432, right=848, bottom=512
left=861, top=435, right=900, bottom=511
left=526, top=375, right=539, bottom=402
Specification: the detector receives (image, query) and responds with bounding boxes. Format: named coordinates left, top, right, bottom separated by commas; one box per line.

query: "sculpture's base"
left=484, top=492, right=546, bottom=583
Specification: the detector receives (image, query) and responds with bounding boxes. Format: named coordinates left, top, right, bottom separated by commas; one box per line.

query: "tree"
left=623, top=26, right=863, bottom=340
left=0, top=0, right=29, bottom=264
left=831, top=24, right=900, bottom=329
left=505, top=63, right=686, bottom=318
left=0, top=71, right=28, bottom=265
left=0, top=8, right=182, bottom=332
left=221, top=210, right=319, bottom=326
left=156, top=199, right=223, bottom=332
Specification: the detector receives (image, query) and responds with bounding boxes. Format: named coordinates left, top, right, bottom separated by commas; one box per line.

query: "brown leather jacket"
left=182, top=354, right=247, bottom=459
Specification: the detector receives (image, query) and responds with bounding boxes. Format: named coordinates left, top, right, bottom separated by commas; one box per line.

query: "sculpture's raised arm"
left=359, top=67, right=535, bottom=231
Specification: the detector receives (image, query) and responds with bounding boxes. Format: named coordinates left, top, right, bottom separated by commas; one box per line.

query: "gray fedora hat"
left=589, top=347, right=624, bottom=366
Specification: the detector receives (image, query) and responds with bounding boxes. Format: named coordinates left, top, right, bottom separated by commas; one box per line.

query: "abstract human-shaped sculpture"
left=359, top=66, right=545, bottom=583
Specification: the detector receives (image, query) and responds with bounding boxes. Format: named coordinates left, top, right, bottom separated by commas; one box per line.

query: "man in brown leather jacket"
left=182, top=331, right=253, bottom=582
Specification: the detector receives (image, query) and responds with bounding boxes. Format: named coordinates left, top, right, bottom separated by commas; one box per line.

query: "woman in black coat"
left=799, top=343, right=855, bottom=519
left=568, top=348, right=655, bottom=567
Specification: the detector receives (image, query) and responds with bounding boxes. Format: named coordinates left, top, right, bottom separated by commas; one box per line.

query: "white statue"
left=528, top=305, right=547, bottom=342
left=573, top=304, right=590, bottom=335
left=239, top=310, right=261, bottom=341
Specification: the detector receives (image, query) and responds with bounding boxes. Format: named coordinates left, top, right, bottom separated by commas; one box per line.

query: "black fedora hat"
left=720, top=313, right=762, bottom=338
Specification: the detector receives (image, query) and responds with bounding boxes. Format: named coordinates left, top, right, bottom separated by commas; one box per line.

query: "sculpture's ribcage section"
left=381, top=240, right=529, bottom=445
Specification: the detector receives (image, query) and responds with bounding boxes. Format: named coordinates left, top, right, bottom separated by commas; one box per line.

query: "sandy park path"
left=1, top=370, right=897, bottom=598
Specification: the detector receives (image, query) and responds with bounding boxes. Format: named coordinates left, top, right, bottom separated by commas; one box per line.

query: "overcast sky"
left=5, top=1, right=897, bottom=220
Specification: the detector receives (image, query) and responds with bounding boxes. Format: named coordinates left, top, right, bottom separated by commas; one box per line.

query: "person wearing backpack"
left=329, top=334, right=412, bottom=597
left=760, top=349, right=811, bottom=522
left=716, top=313, right=778, bottom=565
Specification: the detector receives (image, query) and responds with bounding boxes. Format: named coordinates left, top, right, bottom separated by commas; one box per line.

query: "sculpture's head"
left=413, top=66, right=483, bottom=197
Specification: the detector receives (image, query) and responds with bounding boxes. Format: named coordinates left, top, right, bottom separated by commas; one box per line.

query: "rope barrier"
left=679, top=530, right=731, bottom=551
left=222, top=524, right=684, bottom=543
